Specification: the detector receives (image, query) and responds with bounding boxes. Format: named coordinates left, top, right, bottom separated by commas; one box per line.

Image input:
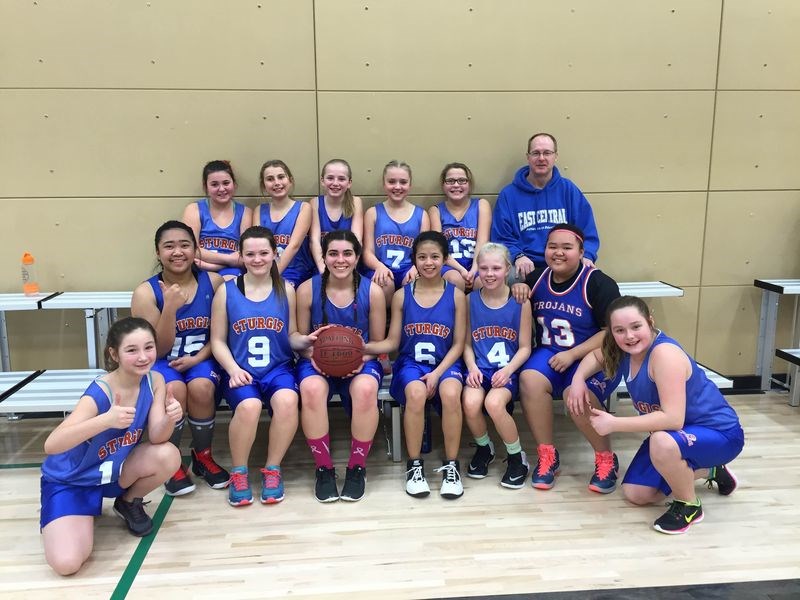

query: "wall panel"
left=1, top=0, right=315, bottom=89
left=316, top=0, right=720, bottom=91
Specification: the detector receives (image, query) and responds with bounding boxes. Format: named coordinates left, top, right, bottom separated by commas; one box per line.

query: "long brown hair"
left=601, top=296, right=656, bottom=378
left=239, top=226, right=287, bottom=302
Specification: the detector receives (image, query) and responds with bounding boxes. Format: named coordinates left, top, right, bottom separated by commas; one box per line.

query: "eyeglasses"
left=527, top=150, right=556, bottom=158
left=444, top=177, right=469, bottom=185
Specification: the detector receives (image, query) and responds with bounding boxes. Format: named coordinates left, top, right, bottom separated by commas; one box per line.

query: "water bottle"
left=21, top=253, right=40, bottom=296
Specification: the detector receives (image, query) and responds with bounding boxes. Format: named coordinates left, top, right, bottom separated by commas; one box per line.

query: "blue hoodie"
left=490, top=165, right=599, bottom=265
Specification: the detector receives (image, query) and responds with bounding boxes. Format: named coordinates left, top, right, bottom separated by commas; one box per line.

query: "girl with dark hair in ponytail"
left=294, top=230, right=386, bottom=503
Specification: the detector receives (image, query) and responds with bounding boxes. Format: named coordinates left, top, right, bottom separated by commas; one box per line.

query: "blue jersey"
left=41, top=376, right=153, bottom=487
left=317, top=195, right=353, bottom=241
left=622, top=332, right=741, bottom=431
left=259, top=201, right=315, bottom=284
left=224, top=278, right=293, bottom=378
left=530, top=264, right=601, bottom=350
left=398, top=282, right=457, bottom=366
left=147, top=270, right=214, bottom=360
left=310, top=274, right=373, bottom=343
left=469, top=291, right=521, bottom=371
left=437, top=198, right=480, bottom=271
left=197, top=199, right=246, bottom=257
left=374, top=203, right=424, bottom=277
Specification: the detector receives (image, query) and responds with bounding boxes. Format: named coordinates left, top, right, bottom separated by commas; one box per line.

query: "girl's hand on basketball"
left=420, top=371, right=440, bottom=399
left=548, top=350, right=575, bottom=373
left=310, top=356, right=327, bottom=376
left=164, top=390, right=183, bottom=423
left=491, top=367, right=511, bottom=388
left=346, top=361, right=365, bottom=376
left=107, top=394, right=136, bottom=429
left=588, top=406, right=615, bottom=436
left=565, top=382, right=591, bottom=416
left=227, top=367, right=252, bottom=388
left=510, top=283, right=530, bottom=304
left=466, top=369, right=483, bottom=388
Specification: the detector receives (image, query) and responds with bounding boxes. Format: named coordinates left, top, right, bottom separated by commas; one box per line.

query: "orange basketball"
left=312, top=325, right=365, bottom=377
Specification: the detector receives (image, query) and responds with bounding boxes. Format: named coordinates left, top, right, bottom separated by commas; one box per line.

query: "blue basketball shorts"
left=222, top=364, right=298, bottom=412
left=40, top=477, right=126, bottom=530
left=390, top=357, right=464, bottom=415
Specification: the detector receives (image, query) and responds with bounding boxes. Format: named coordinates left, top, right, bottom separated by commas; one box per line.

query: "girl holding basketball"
left=309, top=159, right=365, bottom=274
left=294, top=230, right=386, bottom=502
left=366, top=231, right=466, bottom=499
left=568, top=296, right=742, bottom=534
left=254, top=159, right=316, bottom=288
left=40, top=317, right=182, bottom=575
left=462, top=243, right=532, bottom=488
left=428, top=162, right=492, bottom=291
left=210, top=226, right=306, bottom=507
left=182, top=160, right=252, bottom=279
left=131, top=220, right=229, bottom=497
left=362, top=160, right=430, bottom=305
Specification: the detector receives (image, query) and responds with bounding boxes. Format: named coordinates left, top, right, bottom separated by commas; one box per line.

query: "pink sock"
left=348, top=437, right=373, bottom=468
left=307, top=434, right=333, bottom=469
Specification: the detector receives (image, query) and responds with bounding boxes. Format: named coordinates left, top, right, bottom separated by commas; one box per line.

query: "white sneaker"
left=405, top=459, right=430, bottom=498
left=436, top=460, right=464, bottom=499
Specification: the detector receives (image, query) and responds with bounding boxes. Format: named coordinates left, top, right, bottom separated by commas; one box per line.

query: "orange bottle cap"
left=22, top=253, right=35, bottom=265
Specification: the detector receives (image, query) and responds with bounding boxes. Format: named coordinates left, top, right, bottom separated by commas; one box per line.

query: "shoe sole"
left=500, top=481, right=526, bottom=490
left=164, top=483, right=196, bottom=497
left=113, top=508, right=153, bottom=537
left=588, top=483, right=617, bottom=494
left=340, top=494, right=364, bottom=502
left=228, top=498, right=254, bottom=507
left=467, top=472, right=488, bottom=479
left=717, top=467, right=738, bottom=496
left=532, top=469, right=560, bottom=490
left=440, top=491, right=464, bottom=499
left=192, top=464, right=231, bottom=489
left=653, top=512, right=704, bottom=535
left=315, top=495, right=340, bottom=503
left=261, top=495, right=285, bottom=504
left=406, top=489, right=430, bottom=498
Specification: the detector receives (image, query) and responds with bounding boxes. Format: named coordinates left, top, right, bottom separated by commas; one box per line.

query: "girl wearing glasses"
left=428, top=162, right=492, bottom=291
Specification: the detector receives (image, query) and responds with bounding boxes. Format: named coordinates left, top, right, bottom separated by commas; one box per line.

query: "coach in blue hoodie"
left=491, top=132, right=600, bottom=279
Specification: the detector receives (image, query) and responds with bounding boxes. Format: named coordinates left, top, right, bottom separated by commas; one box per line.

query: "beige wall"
left=2, top=0, right=799, bottom=375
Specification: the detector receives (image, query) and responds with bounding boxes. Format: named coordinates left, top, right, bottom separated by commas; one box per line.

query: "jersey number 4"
left=486, top=341, right=511, bottom=367
left=537, top=317, right=575, bottom=347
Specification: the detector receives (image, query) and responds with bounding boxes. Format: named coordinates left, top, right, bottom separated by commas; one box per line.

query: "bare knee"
left=47, top=550, right=88, bottom=576
left=234, top=399, right=263, bottom=425
left=271, top=393, right=299, bottom=418
left=649, top=431, right=679, bottom=464
left=622, top=483, right=661, bottom=506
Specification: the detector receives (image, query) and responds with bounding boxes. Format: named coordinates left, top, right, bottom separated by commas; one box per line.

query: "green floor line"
left=0, top=462, right=42, bottom=469
left=110, top=492, right=174, bottom=600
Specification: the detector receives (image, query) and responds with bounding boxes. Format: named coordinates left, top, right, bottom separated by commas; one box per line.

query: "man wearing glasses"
left=491, top=132, right=599, bottom=280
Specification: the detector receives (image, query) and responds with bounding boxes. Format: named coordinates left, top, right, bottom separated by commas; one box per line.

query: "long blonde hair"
left=601, top=295, right=656, bottom=378
left=321, top=159, right=354, bottom=219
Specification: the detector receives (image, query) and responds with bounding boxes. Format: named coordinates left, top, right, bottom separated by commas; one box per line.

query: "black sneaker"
left=467, top=441, right=496, bottom=479
left=164, top=463, right=196, bottom=497
left=653, top=499, right=704, bottom=535
left=113, top=496, right=153, bottom=537
left=706, top=464, right=738, bottom=496
left=314, top=466, right=339, bottom=503
left=340, top=465, right=367, bottom=502
left=500, top=451, right=530, bottom=489
left=191, top=447, right=230, bottom=489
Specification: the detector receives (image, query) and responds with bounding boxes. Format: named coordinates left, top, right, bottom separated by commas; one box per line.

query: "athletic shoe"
left=191, top=447, right=230, bottom=489
left=164, top=463, right=196, bottom=497
left=314, top=466, right=339, bottom=503
left=405, top=459, right=430, bottom=498
left=260, top=465, right=285, bottom=504
left=467, top=441, right=496, bottom=479
left=436, top=460, right=464, bottom=499
left=653, top=499, right=704, bottom=534
left=706, top=464, right=738, bottom=496
left=378, top=353, right=392, bottom=375
left=228, top=467, right=253, bottom=507
left=340, top=465, right=367, bottom=502
left=113, top=496, right=153, bottom=537
left=531, top=445, right=560, bottom=490
left=588, top=451, right=619, bottom=494
left=500, top=451, right=530, bottom=489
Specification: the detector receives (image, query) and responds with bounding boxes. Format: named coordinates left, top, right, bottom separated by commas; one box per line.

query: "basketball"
left=312, top=325, right=365, bottom=377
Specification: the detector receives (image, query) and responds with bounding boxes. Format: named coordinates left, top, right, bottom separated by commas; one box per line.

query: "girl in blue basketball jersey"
left=569, top=296, right=743, bottom=534
left=182, top=160, right=253, bottom=279
left=295, top=230, right=386, bottom=502
left=254, top=160, right=315, bottom=288
left=462, top=244, right=532, bottom=488
left=40, top=317, right=182, bottom=575
left=366, top=231, right=466, bottom=499
left=132, top=221, right=229, bottom=497
left=515, top=224, right=622, bottom=494
left=309, top=159, right=365, bottom=274
left=363, top=160, right=430, bottom=305
left=429, top=162, right=492, bottom=291
left=210, top=226, right=307, bottom=507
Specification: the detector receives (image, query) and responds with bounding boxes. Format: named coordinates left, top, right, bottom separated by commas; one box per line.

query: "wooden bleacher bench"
left=775, top=349, right=800, bottom=407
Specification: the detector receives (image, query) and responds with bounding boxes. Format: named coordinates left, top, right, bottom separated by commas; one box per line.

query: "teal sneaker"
left=261, top=465, right=285, bottom=504
left=228, top=466, right=253, bottom=507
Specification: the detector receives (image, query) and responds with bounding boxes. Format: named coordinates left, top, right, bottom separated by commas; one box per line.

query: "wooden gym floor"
left=1, top=392, right=799, bottom=600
